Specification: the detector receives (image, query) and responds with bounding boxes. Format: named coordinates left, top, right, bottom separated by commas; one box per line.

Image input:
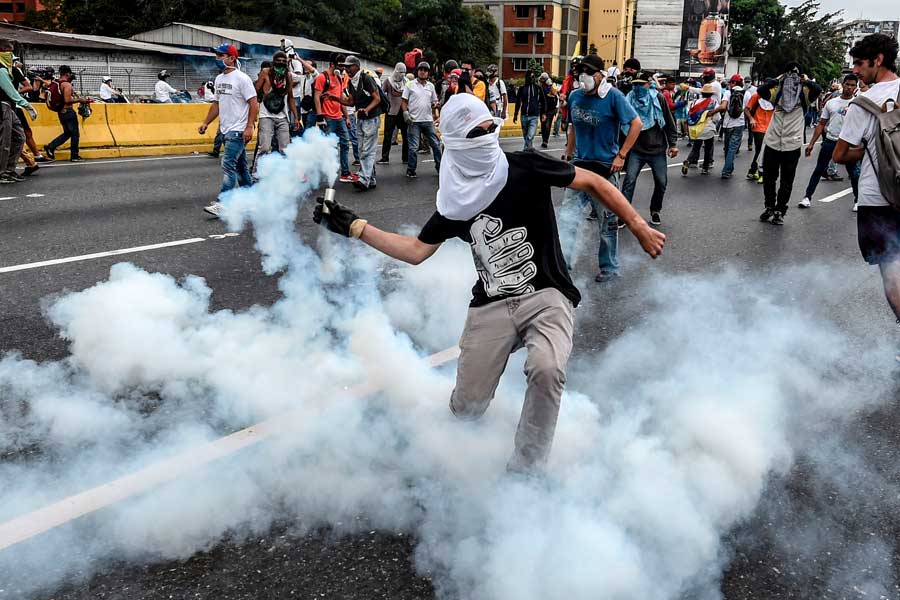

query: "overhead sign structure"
left=679, top=0, right=730, bottom=76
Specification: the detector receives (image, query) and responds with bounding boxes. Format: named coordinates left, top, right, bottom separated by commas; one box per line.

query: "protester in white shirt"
left=99, top=76, right=123, bottom=103
left=834, top=33, right=900, bottom=361
left=720, top=74, right=748, bottom=178
left=400, top=61, right=442, bottom=177
left=198, top=44, right=259, bottom=218
left=154, top=70, right=180, bottom=103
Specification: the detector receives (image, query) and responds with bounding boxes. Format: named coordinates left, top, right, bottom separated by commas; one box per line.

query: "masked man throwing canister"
left=313, top=94, right=665, bottom=473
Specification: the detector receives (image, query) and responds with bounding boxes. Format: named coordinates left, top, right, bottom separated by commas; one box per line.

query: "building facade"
left=463, top=1, right=581, bottom=79
left=1, top=0, right=43, bottom=24
left=843, top=20, right=899, bottom=68
left=579, top=0, right=636, bottom=71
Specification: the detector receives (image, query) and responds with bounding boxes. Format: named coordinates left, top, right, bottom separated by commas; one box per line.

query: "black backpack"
left=350, top=73, right=389, bottom=116
left=727, top=89, right=744, bottom=119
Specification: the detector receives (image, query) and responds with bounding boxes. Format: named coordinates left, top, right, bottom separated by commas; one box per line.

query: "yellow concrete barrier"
left=30, top=104, right=115, bottom=151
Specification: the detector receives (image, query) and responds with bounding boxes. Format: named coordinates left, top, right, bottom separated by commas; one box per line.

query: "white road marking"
left=25, top=193, right=45, bottom=198
left=0, top=196, right=16, bottom=201
left=0, top=238, right=207, bottom=274
left=817, top=187, right=853, bottom=203
left=0, top=345, right=461, bottom=552
left=40, top=154, right=208, bottom=168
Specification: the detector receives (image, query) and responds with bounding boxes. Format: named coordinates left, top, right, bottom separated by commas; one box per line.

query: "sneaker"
left=541, top=143, right=548, bottom=149
left=69, top=156, right=84, bottom=163
left=746, top=171, right=757, bottom=180
left=23, top=165, right=39, bottom=176
left=405, top=169, right=417, bottom=178
left=203, top=202, right=223, bottom=218
left=594, top=271, right=620, bottom=284
left=43, top=145, right=55, bottom=160
left=759, top=208, right=775, bottom=222
left=206, top=151, right=220, bottom=158
left=34, top=154, right=51, bottom=163
left=756, top=174, right=764, bottom=185
left=721, top=173, right=732, bottom=179
left=772, top=211, right=784, bottom=225
left=798, top=197, right=812, bottom=209
left=650, top=212, right=662, bottom=226
left=853, top=202, right=858, bottom=213
left=681, top=161, right=689, bottom=176
left=376, top=158, right=389, bottom=165
left=0, top=173, right=16, bottom=184
left=339, top=173, right=357, bottom=183
left=352, top=179, right=370, bottom=192
left=4, top=171, right=25, bottom=182
left=700, top=167, right=710, bottom=175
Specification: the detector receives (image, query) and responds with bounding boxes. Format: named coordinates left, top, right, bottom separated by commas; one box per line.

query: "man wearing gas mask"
left=313, top=93, right=664, bottom=474
left=756, top=61, right=822, bottom=225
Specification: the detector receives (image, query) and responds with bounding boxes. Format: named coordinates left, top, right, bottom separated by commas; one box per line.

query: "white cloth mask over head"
left=436, top=94, right=509, bottom=221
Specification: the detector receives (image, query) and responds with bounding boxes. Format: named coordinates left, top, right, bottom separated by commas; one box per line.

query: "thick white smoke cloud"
left=0, top=130, right=898, bottom=599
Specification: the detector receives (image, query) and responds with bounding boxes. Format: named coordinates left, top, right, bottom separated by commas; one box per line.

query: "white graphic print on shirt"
left=469, top=214, right=537, bottom=297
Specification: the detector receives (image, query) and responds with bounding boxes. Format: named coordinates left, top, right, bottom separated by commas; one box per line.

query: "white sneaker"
left=203, top=202, right=223, bottom=218
left=853, top=202, right=858, bottom=213
left=798, top=197, right=812, bottom=209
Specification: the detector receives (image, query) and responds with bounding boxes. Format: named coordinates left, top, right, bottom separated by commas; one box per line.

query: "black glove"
left=357, top=108, right=367, bottom=119
left=312, top=196, right=359, bottom=238
left=316, top=114, right=325, bottom=123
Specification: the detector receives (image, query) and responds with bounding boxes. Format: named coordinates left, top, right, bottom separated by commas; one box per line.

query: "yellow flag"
left=571, top=41, right=581, bottom=59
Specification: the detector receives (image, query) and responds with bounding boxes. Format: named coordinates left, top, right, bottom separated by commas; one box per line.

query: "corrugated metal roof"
left=0, top=23, right=212, bottom=56
left=142, top=22, right=353, bottom=55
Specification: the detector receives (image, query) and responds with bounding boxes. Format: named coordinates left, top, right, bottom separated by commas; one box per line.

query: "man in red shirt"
left=313, top=53, right=354, bottom=183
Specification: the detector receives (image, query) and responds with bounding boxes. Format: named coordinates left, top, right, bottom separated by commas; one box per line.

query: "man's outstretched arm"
left=313, top=196, right=441, bottom=265
left=568, top=167, right=666, bottom=258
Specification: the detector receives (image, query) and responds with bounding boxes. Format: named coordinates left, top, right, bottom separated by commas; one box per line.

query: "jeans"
left=325, top=117, right=351, bottom=176
left=257, top=116, right=290, bottom=155
left=212, top=130, right=224, bottom=154
left=804, top=138, right=861, bottom=200
left=721, top=126, right=743, bottom=176
left=47, top=109, right=80, bottom=158
left=686, top=137, right=713, bottom=169
left=290, top=96, right=304, bottom=137
left=622, top=150, right=667, bottom=213
left=552, top=110, right=563, bottom=136
left=0, top=102, right=25, bottom=173
left=541, top=109, right=557, bottom=145
left=562, top=180, right=619, bottom=275
left=407, top=121, right=442, bottom=172
left=748, top=131, right=766, bottom=175
left=381, top=113, right=408, bottom=162
left=762, top=146, right=801, bottom=213
left=302, top=112, right=317, bottom=131
left=347, top=113, right=359, bottom=161
left=520, top=115, right=539, bottom=150
left=356, top=115, right=380, bottom=186
left=219, top=131, right=253, bottom=199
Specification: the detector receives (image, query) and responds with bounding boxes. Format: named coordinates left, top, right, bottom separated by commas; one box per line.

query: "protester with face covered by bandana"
left=377, top=63, right=408, bottom=165
left=313, top=93, right=665, bottom=473
left=513, top=71, right=546, bottom=150
left=254, top=51, right=301, bottom=157
left=563, top=53, right=642, bottom=284
left=756, top=61, right=822, bottom=225
left=0, top=40, right=35, bottom=182
left=621, top=71, right=678, bottom=226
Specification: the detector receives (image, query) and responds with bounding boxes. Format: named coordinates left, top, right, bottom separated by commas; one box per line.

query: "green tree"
left=730, top=0, right=846, bottom=83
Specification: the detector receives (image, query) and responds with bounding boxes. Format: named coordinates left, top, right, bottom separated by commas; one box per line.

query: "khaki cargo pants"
left=450, top=287, right=575, bottom=472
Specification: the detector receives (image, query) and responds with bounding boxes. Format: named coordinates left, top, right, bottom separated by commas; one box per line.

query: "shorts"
left=858, top=206, right=900, bottom=265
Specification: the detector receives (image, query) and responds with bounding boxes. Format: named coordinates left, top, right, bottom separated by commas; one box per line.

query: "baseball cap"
left=341, top=55, right=361, bottom=68
left=730, top=73, right=743, bottom=83
left=579, top=54, right=606, bottom=74
left=623, top=57, right=641, bottom=71
left=631, top=71, right=654, bottom=84
left=213, top=43, right=239, bottom=58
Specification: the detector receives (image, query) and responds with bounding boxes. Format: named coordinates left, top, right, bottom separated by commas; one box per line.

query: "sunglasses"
left=466, top=123, right=498, bottom=139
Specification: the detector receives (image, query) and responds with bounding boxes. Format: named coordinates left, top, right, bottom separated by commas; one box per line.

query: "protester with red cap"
left=720, top=73, right=748, bottom=179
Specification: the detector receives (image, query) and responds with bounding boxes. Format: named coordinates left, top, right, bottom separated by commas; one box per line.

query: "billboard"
left=679, top=0, right=730, bottom=76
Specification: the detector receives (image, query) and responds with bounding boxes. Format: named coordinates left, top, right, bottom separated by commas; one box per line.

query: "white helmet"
left=281, top=38, right=295, bottom=52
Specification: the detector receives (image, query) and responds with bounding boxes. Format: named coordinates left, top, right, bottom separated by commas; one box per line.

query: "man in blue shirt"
left=561, top=54, right=642, bottom=283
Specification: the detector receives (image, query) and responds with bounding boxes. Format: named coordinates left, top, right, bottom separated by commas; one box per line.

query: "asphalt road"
left=2, top=131, right=899, bottom=599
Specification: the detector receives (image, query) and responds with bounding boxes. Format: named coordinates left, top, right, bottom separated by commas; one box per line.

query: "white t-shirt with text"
left=821, top=95, right=851, bottom=141
left=214, top=69, right=258, bottom=134
left=839, top=78, right=900, bottom=207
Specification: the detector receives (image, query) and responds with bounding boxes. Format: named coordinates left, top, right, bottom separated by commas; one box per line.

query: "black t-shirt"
left=347, top=73, right=383, bottom=119
left=418, top=151, right=580, bottom=308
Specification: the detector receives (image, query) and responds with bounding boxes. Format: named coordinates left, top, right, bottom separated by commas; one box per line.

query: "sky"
left=783, top=0, right=897, bottom=23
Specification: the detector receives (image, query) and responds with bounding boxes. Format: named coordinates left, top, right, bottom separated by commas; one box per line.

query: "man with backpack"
left=313, top=54, right=354, bottom=183
left=756, top=62, right=822, bottom=225
left=720, top=74, right=746, bottom=179
left=254, top=51, right=301, bottom=157
left=834, top=33, right=900, bottom=358
left=487, top=64, right=508, bottom=119
left=326, top=55, right=384, bottom=191
left=44, top=65, right=90, bottom=162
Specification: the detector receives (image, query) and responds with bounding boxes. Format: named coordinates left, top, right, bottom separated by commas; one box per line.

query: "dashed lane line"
left=0, top=234, right=240, bottom=274
left=817, top=187, right=853, bottom=203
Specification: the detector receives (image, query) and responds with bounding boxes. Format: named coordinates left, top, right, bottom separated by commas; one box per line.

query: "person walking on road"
left=401, top=61, right=442, bottom=178
left=799, top=74, right=861, bottom=210
left=720, top=74, right=747, bottom=179
left=487, top=64, right=508, bottom=119
left=681, top=83, right=721, bottom=176
left=756, top=62, right=822, bottom=225
left=44, top=65, right=89, bottom=163
left=313, top=93, right=665, bottom=474
left=563, top=53, right=641, bottom=283
left=198, top=44, right=258, bottom=218
left=378, top=63, right=408, bottom=166
left=744, top=76, right=757, bottom=151
left=621, top=71, right=678, bottom=226
left=10, top=56, right=42, bottom=174
left=744, top=85, right=774, bottom=183
left=834, top=33, right=900, bottom=361
left=513, top=71, right=545, bottom=151
left=313, top=54, right=355, bottom=183
left=0, top=40, right=36, bottom=183
left=255, top=51, right=301, bottom=158
left=538, top=72, right=558, bottom=149
left=327, top=55, right=384, bottom=191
